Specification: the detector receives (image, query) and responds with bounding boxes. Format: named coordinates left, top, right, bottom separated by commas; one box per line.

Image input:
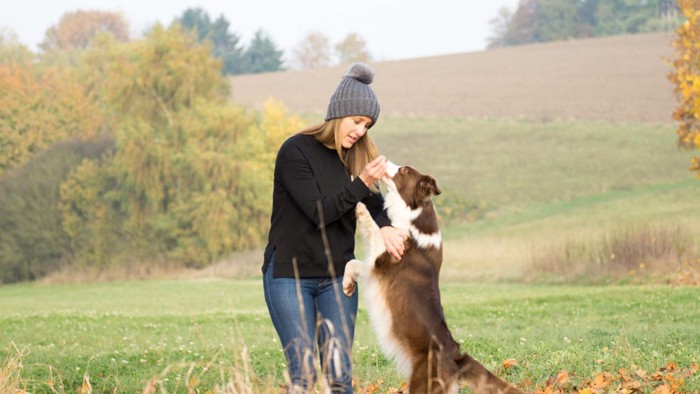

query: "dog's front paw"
left=342, top=274, right=356, bottom=297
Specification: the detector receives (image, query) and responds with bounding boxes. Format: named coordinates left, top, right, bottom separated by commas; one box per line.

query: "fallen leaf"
left=503, top=358, right=518, bottom=369
left=650, top=372, right=664, bottom=381
left=662, top=362, right=679, bottom=373
left=636, top=368, right=648, bottom=380
left=590, top=372, right=613, bottom=389
left=555, top=370, right=571, bottom=388
left=651, top=383, right=672, bottom=394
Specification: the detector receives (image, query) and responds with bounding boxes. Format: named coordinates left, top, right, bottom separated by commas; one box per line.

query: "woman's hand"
left=380, top=226, right=409, bottom=260
left=358, top=155, right=387, bottom=187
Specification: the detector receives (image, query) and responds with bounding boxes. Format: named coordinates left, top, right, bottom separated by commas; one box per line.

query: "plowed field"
left=230, top=32, right=676, bottom=122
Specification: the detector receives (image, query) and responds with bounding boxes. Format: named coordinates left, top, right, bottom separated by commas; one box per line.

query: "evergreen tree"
left=174, top=7, right=245, bottom=75
left=242, top=29, right=284, bottom=73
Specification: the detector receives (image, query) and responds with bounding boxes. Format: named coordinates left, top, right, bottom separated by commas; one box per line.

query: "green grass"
left=363, top=116, right=700, bottom=282
left=3, top=116, right=699, bottom=391
left=1, top=279, right=698, bottom=393
left=371, top=117, right=697, bottom=211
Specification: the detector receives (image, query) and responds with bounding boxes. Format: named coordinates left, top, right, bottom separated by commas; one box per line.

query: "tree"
left=174, top=7, right=245, bottom=75
left=0, top=28, right=34, bottom=64
left=40, top=10, right=129, bottom=51
left=535, top=0, right=579, bottom=42
left=504, top=0, right=540, bottom=45
left=243, top=29, right=284, bottom=73
left=0, top=136, right=113, bottom=283
left=487, top=0, right=681, bottom=47
left=335, top=33, right=372, bottom=65
left=487, top=7, right=514, bottom=48
left=291, top=31, right=332, bottom=69
left=0, top=63, right=103, bottom=175
left=59, top=25, right=302, bottom=268
left=0, top=19, right=301, bottom=281
left=669, top=0, right=700, bottom=176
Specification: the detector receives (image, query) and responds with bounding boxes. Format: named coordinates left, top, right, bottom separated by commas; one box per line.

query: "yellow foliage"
left=0, top=63, right=102, bottom=176
left=41, top=10, right=129, bottom=51
left=49, top=25, right=305, bottom=268
left=670, top=0, right=700, bottom=177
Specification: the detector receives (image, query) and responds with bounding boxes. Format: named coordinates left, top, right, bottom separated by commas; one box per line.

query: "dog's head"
left=384, top=162, right=441, bottom=209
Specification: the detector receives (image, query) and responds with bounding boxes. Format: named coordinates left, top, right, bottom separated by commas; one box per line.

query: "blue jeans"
left=263, top=253, right=359, bottom=393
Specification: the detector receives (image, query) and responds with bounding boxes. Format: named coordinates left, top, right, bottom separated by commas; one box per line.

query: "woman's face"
left=338, top=116, right=373, bottom=149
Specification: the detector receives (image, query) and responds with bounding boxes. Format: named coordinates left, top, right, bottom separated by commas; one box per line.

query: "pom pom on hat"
left=325, top=63, right=381, bottom=126
left=345, top=63, right=374, bottom=85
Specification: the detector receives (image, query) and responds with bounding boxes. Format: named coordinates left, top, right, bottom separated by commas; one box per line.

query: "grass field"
left=6, top=116, right=695, bottom=393
left=158, top=115, right=700, bottom=284
left=370, top=116, right=699, bottom=284
left=1, top=280, right=699, bottom=393
left=4, top=26, right=700, bottom=393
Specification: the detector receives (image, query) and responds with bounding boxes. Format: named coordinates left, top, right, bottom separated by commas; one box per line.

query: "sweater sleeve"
left=278, top=143, right=371, bottom=226
left=362, top=191, right=391, bottom=228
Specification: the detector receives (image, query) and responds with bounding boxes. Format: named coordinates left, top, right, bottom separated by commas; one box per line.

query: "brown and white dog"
left=343, top=163, right=524, bottom=394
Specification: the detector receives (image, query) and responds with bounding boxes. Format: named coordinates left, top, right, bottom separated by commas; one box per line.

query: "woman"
left=262, top=63, right=407, bottom=393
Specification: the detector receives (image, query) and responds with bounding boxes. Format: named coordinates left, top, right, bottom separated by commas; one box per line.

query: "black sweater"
left=262, top=134, right=391, bottom=278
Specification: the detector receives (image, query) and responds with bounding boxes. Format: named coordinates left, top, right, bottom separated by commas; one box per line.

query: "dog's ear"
left=418, top=176, right=441, bottom=200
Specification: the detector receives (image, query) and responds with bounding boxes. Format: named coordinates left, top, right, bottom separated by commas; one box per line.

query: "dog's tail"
left=456, top=353, right=525, bottom=394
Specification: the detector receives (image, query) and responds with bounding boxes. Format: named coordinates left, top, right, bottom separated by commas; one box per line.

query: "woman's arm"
left=277, top=144, right=370, bottom=226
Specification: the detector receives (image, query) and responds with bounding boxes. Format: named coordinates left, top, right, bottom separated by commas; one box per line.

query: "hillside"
left=230, top=32, right=676, bottom=122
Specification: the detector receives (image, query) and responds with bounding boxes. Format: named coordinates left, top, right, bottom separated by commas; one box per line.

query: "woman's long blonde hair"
left=298, top=118, right=379, bottom=188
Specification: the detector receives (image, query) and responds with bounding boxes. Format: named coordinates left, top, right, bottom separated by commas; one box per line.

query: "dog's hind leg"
left=457, top=353, right=525, bottom=394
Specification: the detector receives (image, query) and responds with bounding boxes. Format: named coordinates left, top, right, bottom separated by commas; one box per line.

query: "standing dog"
left=343, top=163, right=524, bottom=394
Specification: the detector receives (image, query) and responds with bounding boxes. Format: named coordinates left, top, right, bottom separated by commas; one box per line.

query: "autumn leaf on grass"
left=502, top=358, right=518, bottom=369
left=690, top=362, right=699, bottom=375
left=650, top=371, right=664, bottom=382
left=651, top=383, right=672, bottom=394
left=555, top=370, right=571, bottom=388
left=635, top=367, right=648, bottom=380
left=590, top=372, right=613, bottom=389
left=665, top=373, right=684, bottom=393
left=356, top=379, right=382, bottom=394
left=661, top=361, right=679, bottom=373
left=622, top=379, right=644, bottom=391
left=388, top=382, right=408, bottom=393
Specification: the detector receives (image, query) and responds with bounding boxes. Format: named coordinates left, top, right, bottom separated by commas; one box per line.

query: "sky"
left=1, top=0, right=521, bottom=62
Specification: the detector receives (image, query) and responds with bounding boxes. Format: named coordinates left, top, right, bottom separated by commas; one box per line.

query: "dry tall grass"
left=0, top=343, right=26, bottom=394
left=526, top=224, right=699, bottom=284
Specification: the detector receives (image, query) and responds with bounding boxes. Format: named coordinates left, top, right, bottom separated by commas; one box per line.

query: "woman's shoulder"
left=276, top=134, right=313, bottom=160
left=280, top=133, right=317, bottom=152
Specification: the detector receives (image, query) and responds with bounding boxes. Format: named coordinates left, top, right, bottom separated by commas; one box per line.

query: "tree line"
left=2, top=8, right=374, bottom=76
left=0, top=21, right=305, bottom=283
left=488, top=0, right=681, bottom=47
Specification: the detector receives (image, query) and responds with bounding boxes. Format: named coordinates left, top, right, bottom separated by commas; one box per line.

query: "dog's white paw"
left=342, top=274, right=356, bottom=297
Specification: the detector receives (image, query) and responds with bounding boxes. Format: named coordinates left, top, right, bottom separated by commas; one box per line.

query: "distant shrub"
left=0, top=135, right=113, bottom=283
left=526, top=224, right=696, bottom=284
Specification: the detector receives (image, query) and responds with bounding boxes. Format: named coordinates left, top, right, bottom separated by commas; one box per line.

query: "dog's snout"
left=386, top=161, right=400, bottom=177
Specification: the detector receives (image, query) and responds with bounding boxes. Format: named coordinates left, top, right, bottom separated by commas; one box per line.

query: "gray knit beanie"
left=325, top=63, right=380, bottom=127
